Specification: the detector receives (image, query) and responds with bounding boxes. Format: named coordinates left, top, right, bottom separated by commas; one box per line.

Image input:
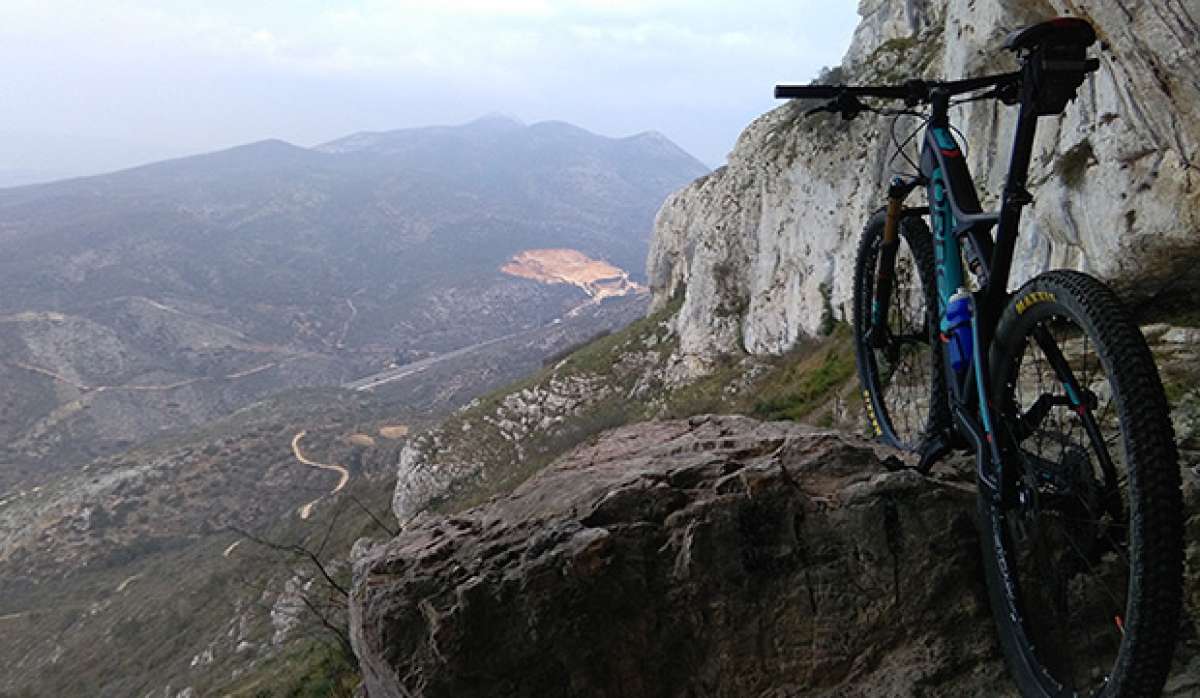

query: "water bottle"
left=942, top=287, right=974, bottom=373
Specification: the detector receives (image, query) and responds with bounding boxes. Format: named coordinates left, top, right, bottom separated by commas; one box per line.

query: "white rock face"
left=269, top=575, right=309, bottom=647
left=648, top=0, right=1200, bottom=370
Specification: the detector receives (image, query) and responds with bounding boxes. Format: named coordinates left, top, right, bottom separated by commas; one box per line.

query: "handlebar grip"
left=775, top=84, right=843, bottom=100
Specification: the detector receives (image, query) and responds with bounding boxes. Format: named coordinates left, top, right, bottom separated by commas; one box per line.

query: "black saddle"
left=1004, top=17, right=1096, bottom=52
left=1003, top=17, right=1099, bottom=115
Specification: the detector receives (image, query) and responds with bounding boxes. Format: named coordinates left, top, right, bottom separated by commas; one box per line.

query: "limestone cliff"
left=648, top=0, right=1199, bottom=367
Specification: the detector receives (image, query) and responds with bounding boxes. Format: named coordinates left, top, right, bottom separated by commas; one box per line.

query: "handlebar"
left=776, top=56, right=1098, bottom=109
left=774, top=84, right=909, bottom=101
left=775, top=71, right=1022, bottom=107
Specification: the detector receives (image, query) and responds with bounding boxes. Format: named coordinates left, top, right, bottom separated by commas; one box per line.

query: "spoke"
left=1097, top=397, right=1116, bottom=430
left=1031, top=520, right=1082, bottom=687
left=1062, top=494, right=1131, bottom=568
left=1055, top=516, right=1128, bottom=530
left=1056, top=526, right=1128, bottom=625
left=868, top=237, right=931, bottom=448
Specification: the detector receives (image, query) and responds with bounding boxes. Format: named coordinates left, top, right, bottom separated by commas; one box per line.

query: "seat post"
left=987, top=56, right=1041, bottom=313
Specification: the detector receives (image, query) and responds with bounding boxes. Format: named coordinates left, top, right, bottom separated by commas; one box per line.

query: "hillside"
left=0, top=116, right=706, bottom=488
left=0, top=292, right=647, bottom=696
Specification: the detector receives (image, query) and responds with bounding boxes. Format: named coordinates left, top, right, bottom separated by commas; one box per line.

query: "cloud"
left=2, top=0, right=848, bottom=76
left=0, top=1, right=859, bottom=171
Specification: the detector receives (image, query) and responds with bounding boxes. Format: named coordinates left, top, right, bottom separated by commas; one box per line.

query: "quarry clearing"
left=501, top=248, right=645, bottom=301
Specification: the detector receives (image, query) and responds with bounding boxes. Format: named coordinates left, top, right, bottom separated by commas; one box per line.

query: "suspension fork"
left=869, top=176, right=927, bottom=349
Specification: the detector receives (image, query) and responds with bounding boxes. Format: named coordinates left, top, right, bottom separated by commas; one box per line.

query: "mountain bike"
left=777, top=18, right=1182, bottom=697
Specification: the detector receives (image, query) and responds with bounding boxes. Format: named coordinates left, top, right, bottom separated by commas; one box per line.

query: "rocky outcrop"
left=387, top=305, right=686, bottom=524
left=648, top=0, right=1200, bottom=367
left=351, top=416, right=1017, bottom=697
left=391, top=372, right=621, bottom=524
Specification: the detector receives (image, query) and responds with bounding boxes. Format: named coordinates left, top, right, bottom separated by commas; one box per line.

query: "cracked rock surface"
left=350, top=416, right=1015, bottom=697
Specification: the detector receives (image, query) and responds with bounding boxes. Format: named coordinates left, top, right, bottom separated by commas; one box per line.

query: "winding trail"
left=342, top=284, right=636, bottom=392
left=7, top=360, right=280, bottom=393
left=11, top=362, right=89, bottom=390
left=334, top=293, right=361, bottom=350
left=115, top=574, right=141, bottom=593
left=224, top=362, right=278, bottom=380
left=291, top=430, right=350, bottom=520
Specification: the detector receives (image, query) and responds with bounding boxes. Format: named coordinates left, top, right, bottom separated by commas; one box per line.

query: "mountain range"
left=0, top=114, right=704, bottom=695
left=0, top=115, right=707, bottom=489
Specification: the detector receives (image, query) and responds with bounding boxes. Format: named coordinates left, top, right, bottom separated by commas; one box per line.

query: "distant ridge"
left=0, top=113, right=708, bottom=487
left=315, top=115, right=708, bottom=176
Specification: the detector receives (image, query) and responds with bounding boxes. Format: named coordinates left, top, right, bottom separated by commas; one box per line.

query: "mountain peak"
left=628, top=130, right=670, bottom=144
left=467, top=112, right=525, bottom=129
left=227, top=138, right=308, bottom=155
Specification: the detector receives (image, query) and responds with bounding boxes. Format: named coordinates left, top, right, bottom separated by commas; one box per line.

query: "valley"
left=0, top=114, right=694, bottom=696
left=0, top=115, right=706, bottom=493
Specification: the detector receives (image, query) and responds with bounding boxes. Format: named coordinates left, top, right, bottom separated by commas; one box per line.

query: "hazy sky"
left=0, top=1, right=859, bottom=183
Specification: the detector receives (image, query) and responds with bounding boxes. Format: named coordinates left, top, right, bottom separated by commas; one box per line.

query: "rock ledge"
left=351, top=416, right=1012, bottom=697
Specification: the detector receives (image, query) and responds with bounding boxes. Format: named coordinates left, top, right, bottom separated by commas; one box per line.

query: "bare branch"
left=228, top=525, right=348, bottom=597
left=345, top=491, right=398, bottom=537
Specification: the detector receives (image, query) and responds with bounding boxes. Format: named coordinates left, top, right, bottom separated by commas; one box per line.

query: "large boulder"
left=350, top=416, right=1014, bottom=697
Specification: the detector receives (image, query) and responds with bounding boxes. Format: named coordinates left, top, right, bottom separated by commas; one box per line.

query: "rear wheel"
left=852, top=209, right=945, bottom=450
left=982, top=270, right=1182, bottom=697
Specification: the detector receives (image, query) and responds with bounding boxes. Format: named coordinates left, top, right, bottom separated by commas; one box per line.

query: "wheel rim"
left=996, top=312, right=1131, bottom=696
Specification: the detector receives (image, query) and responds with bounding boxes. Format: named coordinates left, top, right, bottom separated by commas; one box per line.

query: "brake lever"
left=804, top=102, right=833, bottom=117
left=805, top=93, right=869, bottom=121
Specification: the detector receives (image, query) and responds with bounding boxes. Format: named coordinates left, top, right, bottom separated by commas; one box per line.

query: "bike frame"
left=886, top=60, right=1102, bottom=504
left=906, top=86, right=1030, bottom=500
left=776, top=26, right=1103, bottom=506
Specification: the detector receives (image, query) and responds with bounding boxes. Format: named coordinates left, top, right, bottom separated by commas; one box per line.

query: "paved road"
left=343, top=325, right=542, bottom=392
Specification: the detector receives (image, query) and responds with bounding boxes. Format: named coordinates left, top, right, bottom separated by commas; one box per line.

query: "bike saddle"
left=1004, top=17, right=1096, bottom=52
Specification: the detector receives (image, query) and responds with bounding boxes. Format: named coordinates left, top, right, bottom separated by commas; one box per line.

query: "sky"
left=0, top=1, right=859, bottom=184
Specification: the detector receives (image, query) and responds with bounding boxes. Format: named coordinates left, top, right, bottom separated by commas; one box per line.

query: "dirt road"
left=291, top=431, right=350, bottom=520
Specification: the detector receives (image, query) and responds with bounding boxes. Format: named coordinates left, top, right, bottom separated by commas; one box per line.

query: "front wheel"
left=981, top=270, right=1182, bottom=697
left=852, top=209, right=946, bottom=450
